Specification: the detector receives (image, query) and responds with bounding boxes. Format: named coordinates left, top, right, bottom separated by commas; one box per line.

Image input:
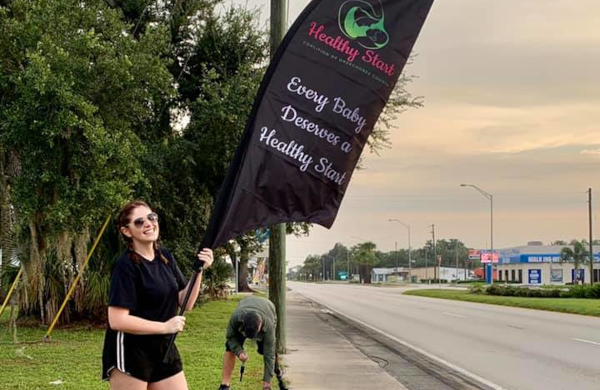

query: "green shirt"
left=226, top=297, right=277, bottom=382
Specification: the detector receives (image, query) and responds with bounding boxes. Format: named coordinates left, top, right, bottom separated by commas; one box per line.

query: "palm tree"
left=561, top=241, right=589, bottom=283
left=352, top=242, right=377, bottom=284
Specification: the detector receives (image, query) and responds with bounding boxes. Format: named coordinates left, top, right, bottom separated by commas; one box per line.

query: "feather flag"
left=202, top=0, right=435, bottom=250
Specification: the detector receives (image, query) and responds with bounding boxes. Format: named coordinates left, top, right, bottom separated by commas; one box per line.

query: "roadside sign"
left=572, top=269, right=585, bottom=283
left=481, top=251, right=499, bottom=263
left=528, top=269, right=542, bottom=284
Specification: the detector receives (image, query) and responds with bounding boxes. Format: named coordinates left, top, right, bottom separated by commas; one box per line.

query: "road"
left=288, top=282, right=600, bottom=390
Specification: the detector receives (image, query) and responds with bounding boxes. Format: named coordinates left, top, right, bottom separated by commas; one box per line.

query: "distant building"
left=372, top=266, right=473, bottom=283
left=410, top=266, right=472, bottom=283
left=494, top=244, right=600, bottom=285
left=371, top=267, right=409, bottom=283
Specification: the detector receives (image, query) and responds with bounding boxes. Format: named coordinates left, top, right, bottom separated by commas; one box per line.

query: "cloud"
left=581, top=148, right=600, bottom=156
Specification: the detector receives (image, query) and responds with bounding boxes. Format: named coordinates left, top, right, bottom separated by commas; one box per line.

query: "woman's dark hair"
left=117, top=200, right=168, bottom=265
left=242, top=311, right=262, bottom=339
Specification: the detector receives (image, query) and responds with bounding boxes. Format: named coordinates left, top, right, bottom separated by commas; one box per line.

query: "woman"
left=102, top=200, right=214, bottom=390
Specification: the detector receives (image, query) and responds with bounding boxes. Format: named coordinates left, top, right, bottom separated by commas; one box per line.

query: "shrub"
left=202, top=257, right=233, bottom=300
left=469, top=284, right=485, bottom=294
left=486, top=285, right=564, bottom=298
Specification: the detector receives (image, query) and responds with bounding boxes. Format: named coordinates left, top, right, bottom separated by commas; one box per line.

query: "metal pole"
left=389, top=220, right=411, bottom=282
left=589, top=188, right=594, bottom=284
left=491, top=194, right=494, bottom=284
left=432, top=224, right=438, bottom=287
left=408, top=226, right=412, bottom=282
left=461, top=184, right=494, bottom=285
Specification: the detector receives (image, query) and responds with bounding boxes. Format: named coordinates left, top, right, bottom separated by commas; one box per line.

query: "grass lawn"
left=403, top=289, right=600, bottom=317
left=0, top=296, right=283, bottom=390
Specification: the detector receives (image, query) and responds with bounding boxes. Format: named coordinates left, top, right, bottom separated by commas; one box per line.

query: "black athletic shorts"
left=102, top=330, right=182, bottom=383
left=225, top=335, right=264, bottom=355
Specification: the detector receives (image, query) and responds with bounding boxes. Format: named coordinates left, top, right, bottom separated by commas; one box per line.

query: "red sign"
left=480, top=252, right=499, bottom=263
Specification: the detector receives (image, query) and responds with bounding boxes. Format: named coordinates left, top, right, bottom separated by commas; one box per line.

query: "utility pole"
left=268, top=0, right=288, bottom=355
left=425, top=247, right=429, bottom=282
left=589, top=188, right=594, bottom=284
left=431, top=224, right=437, bottom=283
left=395, top=241, right=398, bottom=268
left=455, top=242, right=459, bottom=283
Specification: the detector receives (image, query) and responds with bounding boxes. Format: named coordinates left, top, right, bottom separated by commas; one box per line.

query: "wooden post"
left=269, top=0, right=288, bottom=354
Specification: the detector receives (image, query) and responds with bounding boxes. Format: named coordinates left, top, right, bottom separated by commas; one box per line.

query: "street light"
left=461, top=183, right=494, bottom=285
left=322, top=254, right=335, bottom=281
left=388, top=219, right=412, bottom=282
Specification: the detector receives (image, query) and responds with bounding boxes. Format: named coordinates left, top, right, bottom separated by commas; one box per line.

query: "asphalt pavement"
left=287, top=282, right=600, bottom=390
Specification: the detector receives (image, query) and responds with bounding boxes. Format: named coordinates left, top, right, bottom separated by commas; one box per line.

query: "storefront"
left=495, top=244, right=600, bottom=285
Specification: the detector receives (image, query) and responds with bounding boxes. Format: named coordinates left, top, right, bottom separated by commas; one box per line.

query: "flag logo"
left=338, top=0, right=390, bottom=50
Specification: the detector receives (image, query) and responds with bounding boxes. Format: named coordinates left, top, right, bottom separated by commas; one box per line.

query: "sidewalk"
left=282, top=292, right=409, bottom=390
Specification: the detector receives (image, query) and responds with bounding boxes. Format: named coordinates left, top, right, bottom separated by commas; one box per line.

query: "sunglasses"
left=127, top=212, right=159, bottom=229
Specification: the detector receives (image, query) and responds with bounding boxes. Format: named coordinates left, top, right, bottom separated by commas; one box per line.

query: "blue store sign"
left=528, top=269, right=542, bottom=284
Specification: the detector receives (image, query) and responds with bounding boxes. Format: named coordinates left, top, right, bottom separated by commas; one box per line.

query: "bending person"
left=219, top=296, right=281, bottom=390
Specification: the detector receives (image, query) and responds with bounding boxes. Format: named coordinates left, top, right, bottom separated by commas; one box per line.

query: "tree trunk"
left=237, top=241, right=254, bottom=292
left=237, top=256, right=253, bottom=292
left=361, top=265, right=372, bottom=284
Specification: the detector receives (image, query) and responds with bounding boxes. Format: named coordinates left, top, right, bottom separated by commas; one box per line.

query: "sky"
left=227, top=0, right=600, bottom=269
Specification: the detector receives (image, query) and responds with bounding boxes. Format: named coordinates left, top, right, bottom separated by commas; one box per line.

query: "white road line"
left=443, top=312, right=467, bottom=318
left=573, top=338, right=600, bottom=347
left=299, top=292, right=509, bottom=390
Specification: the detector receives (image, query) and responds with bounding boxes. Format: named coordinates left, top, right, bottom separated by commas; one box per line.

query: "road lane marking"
left=443, top=312, right=467, bottom=318
left=573, top=338, right=600, bottom=347
left=300, top=294, right=509, bottom=390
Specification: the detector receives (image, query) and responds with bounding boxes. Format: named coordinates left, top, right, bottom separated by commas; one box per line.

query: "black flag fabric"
left=202, top=0, right=435, bottom=249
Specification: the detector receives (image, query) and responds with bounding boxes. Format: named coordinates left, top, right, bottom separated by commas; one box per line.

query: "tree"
left=0, top=0, right=173, bottom=323
left=144, top=4, right=270, bottom=274
left=561, top=241, right=589, bottom=283
left=301, top=255, right=322, bottom=281
left=352, top=242, right=377, bottom=284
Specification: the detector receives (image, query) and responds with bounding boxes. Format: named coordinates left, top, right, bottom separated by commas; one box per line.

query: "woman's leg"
left=109, top=369, right=148, bottom=390
left=148, top=371, right=188, bottom=390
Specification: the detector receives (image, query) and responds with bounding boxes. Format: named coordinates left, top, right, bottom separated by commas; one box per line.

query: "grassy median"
left=0, top=296, right=280, bottom=390
left=403, top=289, right=600, bottom=317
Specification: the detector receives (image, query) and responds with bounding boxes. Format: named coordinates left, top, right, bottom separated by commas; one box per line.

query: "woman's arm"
left=178, top=248, right=214, bottom=310
left=108, top=306, right=186, bottom=335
